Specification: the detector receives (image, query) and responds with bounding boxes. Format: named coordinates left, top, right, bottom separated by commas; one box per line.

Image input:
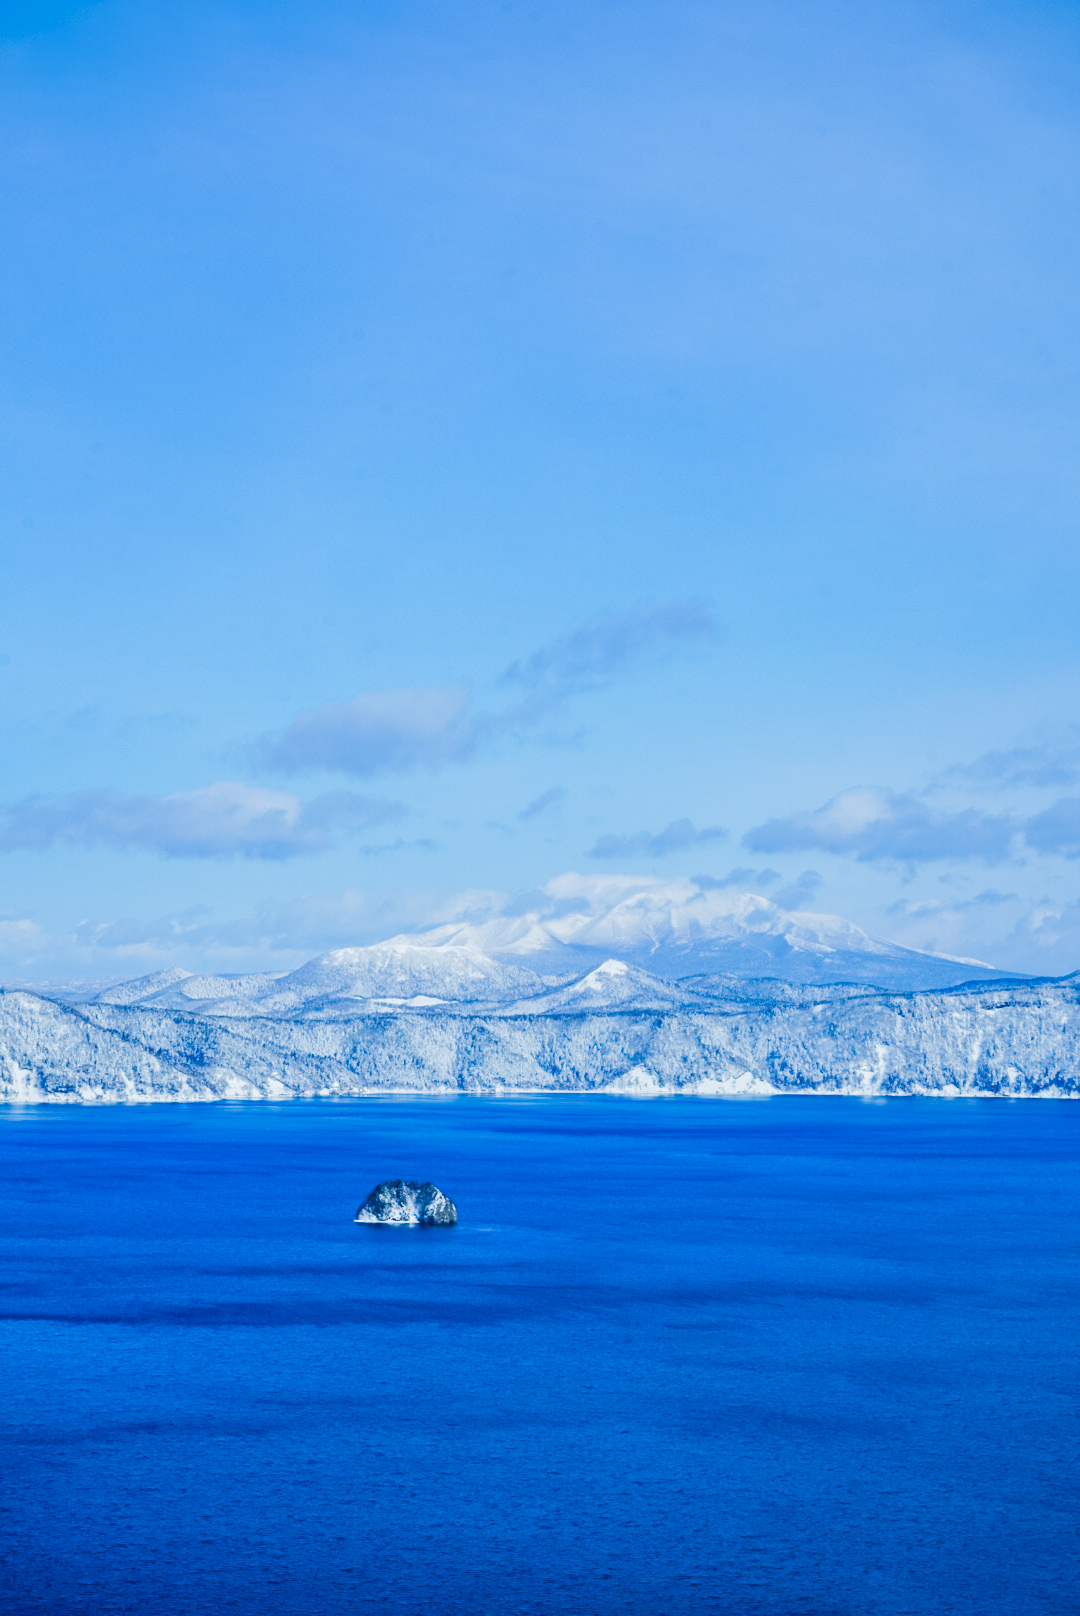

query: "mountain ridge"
left=24, top=876, right=1016, bottom=1016
left=396, top=875, right=1007, bottom=990
left=1, top=965, right=1077, bottom=1103
left=2, top=877, right=1059, bottom=1105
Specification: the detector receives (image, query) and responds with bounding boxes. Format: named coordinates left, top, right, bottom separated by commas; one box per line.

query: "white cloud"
left=74, top=885, right=506, bottom=960
left=0, top=917, right=45, bottom=960
left=877, top=888, right=1023, bottom=970
left=259, top=686, right=475, bottom=776
left=1023, top=797, right=1080, bottom=858
left=884, top=889, right=1080, bottom=978
left=887, top=889, right=1018, bottom=921
left=944, top=730, right=1080, bottom=790
left=259, top=604, right=716, bottom=778
left=746, top=788, right=1019, bottom=865
left=771, top=870, right=823, bottom=910
left=747, top=781, right=1080, bottom=868
left=1006, top=898, right=1080, bottom=973
left=691, top=866, right=782, bottom=891
left=588, top=819, right=727, bottom=859
left=0, top=782, right=405, bottom=860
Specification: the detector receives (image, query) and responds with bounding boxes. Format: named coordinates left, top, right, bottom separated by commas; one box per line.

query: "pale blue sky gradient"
left=2, top=0, right=1080, bottom=976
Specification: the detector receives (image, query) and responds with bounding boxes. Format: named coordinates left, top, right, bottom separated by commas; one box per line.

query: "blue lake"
left=2, top=1096, right=1079, bottom=1614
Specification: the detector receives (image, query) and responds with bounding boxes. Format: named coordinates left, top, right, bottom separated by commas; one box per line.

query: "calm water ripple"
left=1, top=1095, right=1078, bottom=1615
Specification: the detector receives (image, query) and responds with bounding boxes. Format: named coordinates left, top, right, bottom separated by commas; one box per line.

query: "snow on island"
left=355, top=1180, right=457, bottom=1226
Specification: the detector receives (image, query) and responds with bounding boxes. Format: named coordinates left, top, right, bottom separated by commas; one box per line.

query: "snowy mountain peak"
left=69, top=872, right=1014, bottom=1016
left=502, top=958, right=718, bottom=1015
left=95, top=967, right=195, bottom=1005
left=240, top=942, right=547, bottom=1013
left=398, top=873, right=1006, bottom=990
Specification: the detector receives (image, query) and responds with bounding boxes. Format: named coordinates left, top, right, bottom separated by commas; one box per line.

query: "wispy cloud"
left=75, top=906, right=221, bottom=953
left=771, top=870, right=823, bottom=910
left=746, top=789, right=1018, bottom=865
left=0, top=782, right=405, bottom=860
left=74, top=886, right=506, bottom=958
left=691, top=867, right=782, bottom=891
left=887, top=889, right=1018, bottom=920
left=588, top=819, right=727, bottom=859
left=1007, top=897, right=1080, bottom=970
left=519, top=786, right=567, bottom=821
left=0, top=916, right=44, bottom=959
left=500, top=603, right=714, bottom=698
left=259, top=604, right=716, bottom=778
left=691, top=866, right=821, bottom=908
left=944, top=731, right=1080, bottom=790
left=1023, top=797, right=1080, bottom=858
left=747, top=781, right=1080, bottom=867
left=878, top=887, right=1024, bottom=972
left=259, top=686, right=475, bottom=777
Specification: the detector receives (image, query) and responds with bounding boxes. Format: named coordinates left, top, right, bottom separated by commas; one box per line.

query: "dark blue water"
left=2, top=1097, right=1079, bottom=1615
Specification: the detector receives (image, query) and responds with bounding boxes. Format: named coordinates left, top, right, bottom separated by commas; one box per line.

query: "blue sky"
left=2, top=0, right=1080, bottom=978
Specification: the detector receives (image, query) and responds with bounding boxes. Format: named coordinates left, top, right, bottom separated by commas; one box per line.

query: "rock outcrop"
left=355, top=1179, right=457, bottom=1226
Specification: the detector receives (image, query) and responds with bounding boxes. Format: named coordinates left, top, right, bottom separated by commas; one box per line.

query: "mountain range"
left=50, top=874, right=1010, bottom=1016
left=3, top=874, right=1075, bottom=1104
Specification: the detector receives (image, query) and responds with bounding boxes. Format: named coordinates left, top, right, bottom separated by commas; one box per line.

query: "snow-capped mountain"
left=352, top=873, right=1007, bottom=992
left=498, top=958, right=728, bottom=1015
left=88, top=944, right=549, bottom=1018
left=1, top=873, right=1054, bottom=1105
left=34, top=873, right=1012, bottom=1022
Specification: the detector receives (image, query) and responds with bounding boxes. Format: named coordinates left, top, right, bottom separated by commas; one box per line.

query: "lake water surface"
left=2, top=1096, right=1078, bottom=1615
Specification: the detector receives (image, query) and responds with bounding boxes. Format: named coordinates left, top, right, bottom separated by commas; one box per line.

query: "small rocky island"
left=355, top=1180, right=457, bottom=1226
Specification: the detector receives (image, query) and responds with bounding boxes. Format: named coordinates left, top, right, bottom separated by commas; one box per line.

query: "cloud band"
left=0, top=782, right=404, bottom=860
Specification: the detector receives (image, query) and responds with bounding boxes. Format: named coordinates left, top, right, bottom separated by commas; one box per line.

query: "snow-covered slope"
left=391, top=874, right=1007, bottom=990
left=1, top=875, right=1048, bottom=1104
left=252, top=943, right=546, bottom=1011
left=499, top=958, right=724, bottom=1014
left=1, top=968, right=1077, bottom=1104
left=59, top=876, right=1011, bottom=1023
left=91, top=945, right=548, bottom=1016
